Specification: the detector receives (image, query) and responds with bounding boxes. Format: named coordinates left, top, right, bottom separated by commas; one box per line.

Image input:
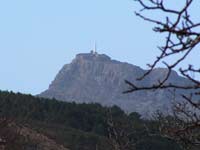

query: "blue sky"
left=0, top=0, right=199, bottom=94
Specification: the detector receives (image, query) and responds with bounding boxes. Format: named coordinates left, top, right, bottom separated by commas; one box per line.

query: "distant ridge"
left=39, top=52, right=192, bottom=116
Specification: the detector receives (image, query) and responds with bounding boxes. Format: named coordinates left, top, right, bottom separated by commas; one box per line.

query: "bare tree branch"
left=125, top=0, right=200, bottom=149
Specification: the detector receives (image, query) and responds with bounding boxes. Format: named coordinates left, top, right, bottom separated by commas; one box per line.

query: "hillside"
left=40, top=52, right=192, bottom=115
left=0, top=118, right=69, bottom=150
left=0, top=91, right=182, bottom=150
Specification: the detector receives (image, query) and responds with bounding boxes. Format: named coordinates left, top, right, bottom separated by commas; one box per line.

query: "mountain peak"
left=39, top=52, right=192, bottom=116
left=75, top=52, right=111, bottom=62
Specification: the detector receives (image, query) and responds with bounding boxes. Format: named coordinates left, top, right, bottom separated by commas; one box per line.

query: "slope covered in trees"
left=0, top=90, right=182, bottom=150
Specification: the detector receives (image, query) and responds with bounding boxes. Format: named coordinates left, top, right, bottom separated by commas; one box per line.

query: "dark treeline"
left=0, top=91, right=109, bottom=135
left=0, top=90, right=182, bottom=150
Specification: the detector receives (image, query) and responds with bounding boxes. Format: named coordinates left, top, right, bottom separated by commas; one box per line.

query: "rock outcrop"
left=40, top=52, right=192, bottom=115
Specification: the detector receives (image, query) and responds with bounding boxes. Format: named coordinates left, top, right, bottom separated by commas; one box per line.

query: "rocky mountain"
left=39, top=52, right=192, bottom=116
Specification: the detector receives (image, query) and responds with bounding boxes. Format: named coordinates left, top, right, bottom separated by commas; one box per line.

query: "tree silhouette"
left=125, top=0, right=200, bottom=149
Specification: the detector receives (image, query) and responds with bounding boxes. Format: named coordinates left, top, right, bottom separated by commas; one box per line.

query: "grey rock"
left=39, top=52, right=193, bottom=116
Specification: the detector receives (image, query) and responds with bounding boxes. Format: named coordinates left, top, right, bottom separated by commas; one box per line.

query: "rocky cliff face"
left=39, top=52, right=192, bottom=116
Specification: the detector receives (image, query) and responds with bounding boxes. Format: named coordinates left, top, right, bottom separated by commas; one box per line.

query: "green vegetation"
left=0, top=90, right=182, bottom=150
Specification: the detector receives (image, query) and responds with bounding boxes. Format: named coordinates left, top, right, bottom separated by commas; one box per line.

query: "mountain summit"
left=39, top=52, right=191, bottom=115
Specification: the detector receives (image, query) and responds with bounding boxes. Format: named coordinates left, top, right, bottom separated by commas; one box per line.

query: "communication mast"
left=91, top=41, right=98, bottom=56
left=94, top=42, right=98, bottom=56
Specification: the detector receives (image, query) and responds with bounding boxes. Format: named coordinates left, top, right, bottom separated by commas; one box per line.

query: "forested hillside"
left=0, top=90, right=182, bottom=150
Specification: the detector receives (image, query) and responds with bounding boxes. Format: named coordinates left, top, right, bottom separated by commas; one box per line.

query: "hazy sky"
left=0, top=0, right=199, bottom=94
